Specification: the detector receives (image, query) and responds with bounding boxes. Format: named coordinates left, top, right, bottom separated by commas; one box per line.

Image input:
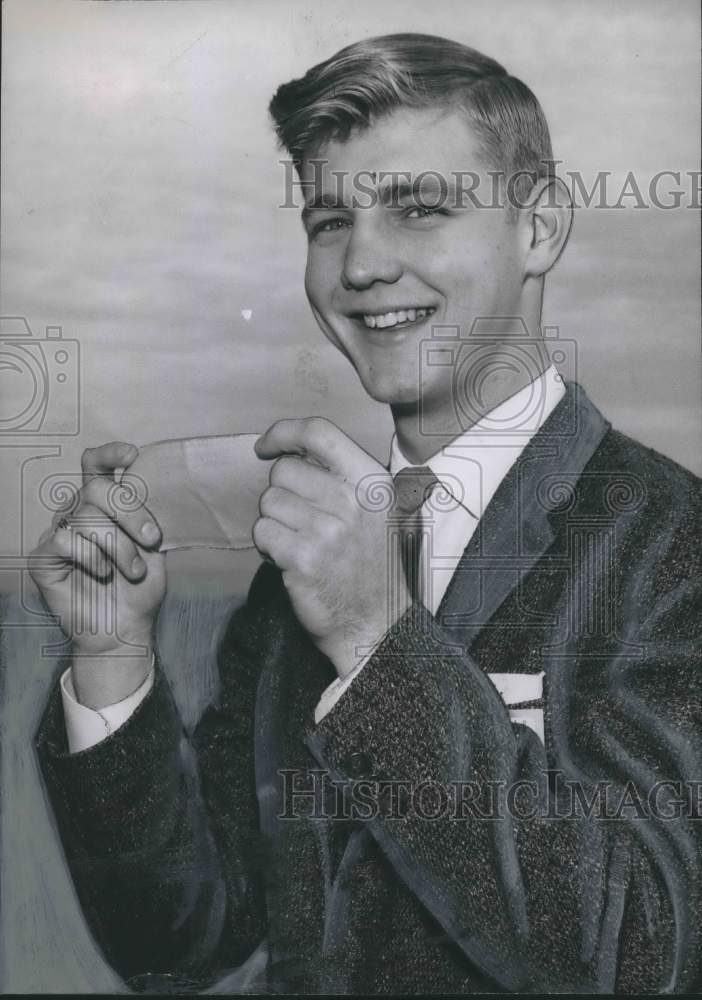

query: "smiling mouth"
left=356, top=307, right=437, bottom=330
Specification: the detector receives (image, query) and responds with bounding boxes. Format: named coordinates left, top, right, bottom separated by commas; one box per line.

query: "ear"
left=523, top=176, right=573, bottom=278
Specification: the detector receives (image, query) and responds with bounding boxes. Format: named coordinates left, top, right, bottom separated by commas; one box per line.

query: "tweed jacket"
left=36, top=383, right=702, bottom=994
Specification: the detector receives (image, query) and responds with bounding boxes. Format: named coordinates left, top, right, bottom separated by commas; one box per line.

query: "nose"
left=341, top=219, right=403, bottom=290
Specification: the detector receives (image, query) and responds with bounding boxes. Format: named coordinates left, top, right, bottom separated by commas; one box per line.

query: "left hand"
left=253, top=417, right=411, bottom=678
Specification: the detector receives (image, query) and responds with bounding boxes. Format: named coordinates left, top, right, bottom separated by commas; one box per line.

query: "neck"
left=392, top=341, right=549, bottom=465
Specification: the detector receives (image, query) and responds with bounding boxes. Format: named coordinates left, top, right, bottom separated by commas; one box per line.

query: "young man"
left=31, top=34, right=701, bottom=994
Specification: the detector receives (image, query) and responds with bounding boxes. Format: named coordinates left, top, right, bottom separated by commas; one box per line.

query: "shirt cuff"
left=314, top=645, right=378, bottom=724
left=60, top=653, right=156, bottom=754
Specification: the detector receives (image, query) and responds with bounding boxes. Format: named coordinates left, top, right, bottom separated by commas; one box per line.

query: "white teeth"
left=361, top=307, right=433, bottom=329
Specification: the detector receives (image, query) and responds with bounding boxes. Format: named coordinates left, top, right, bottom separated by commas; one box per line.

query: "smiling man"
left=32, top=33, right=701, bottom=994
left=296, top=106, right=560, bottom=448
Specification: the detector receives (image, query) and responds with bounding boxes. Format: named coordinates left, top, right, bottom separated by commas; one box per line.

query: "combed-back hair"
left=269, top=33, right=554, bottom=194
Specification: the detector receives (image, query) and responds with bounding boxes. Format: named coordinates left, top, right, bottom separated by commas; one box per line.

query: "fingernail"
left=132, top=556, right=146, bottom=576
left=141, top=522, right=160, bottom=544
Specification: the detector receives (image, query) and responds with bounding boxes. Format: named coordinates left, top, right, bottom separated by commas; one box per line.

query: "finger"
left=28, top=534, right=74, bottom=587
left=64, top=504, right=147, bottom=581
left=80, top=475, right=162, bottom=549
left=269, top=456, right=341, bottom=507
left=29, top=525, right=78, bottom=587
left=81, top=441, right=139, bottom=483
left=255, top=417, right=374, bottom=481
left=36, top=526, right=55, bottom=546
left=252, top=516, right=298, bottom=569
left=29, top=526, right=111, bottom=584
left=259, top=485, right=329, bottom=531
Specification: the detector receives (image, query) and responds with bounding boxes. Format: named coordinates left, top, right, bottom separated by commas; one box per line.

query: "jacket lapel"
left=436, top=382, right=610, bottom=649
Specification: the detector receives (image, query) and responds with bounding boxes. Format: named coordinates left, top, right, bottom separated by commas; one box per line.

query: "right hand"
left=28, top=442, right=166, bottom=693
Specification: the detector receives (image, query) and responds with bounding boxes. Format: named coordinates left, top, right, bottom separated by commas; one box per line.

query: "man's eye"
left=310, top=217, right=352, bottom=239
left=404, top=205, right=444, bottom=220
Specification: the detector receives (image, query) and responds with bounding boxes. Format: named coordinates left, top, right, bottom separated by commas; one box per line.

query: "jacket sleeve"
left=34, top=571, right=272, bottom=992
left=307, top=580, right=702, bottom=993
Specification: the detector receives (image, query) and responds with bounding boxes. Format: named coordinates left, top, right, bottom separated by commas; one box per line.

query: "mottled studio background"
left=0, top=1, right=699, bottom=993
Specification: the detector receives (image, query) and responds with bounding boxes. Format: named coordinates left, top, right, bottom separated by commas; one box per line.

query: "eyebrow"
left=300, top=174, right=461, bottom=223
left=378, top=176, right=459, bottom=206
left=377, top=178, right=417, bottom=206
left=301, top=193, right=351, bottom=223
left=300, top=181, right=418, bottom=220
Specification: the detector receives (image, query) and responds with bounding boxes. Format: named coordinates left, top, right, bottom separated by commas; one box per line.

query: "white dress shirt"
left=61, top=655, right=155, bottom=754
left=62, top=366, right=565, bottom=752
left=313, top=364, right=565, bottom=733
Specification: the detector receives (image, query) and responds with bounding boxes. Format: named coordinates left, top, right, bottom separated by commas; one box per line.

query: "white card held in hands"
left=119, top=434, right=271, bottom=551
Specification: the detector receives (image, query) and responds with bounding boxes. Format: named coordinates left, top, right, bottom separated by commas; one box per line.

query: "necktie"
left=392, top=465, right=439, bottom=604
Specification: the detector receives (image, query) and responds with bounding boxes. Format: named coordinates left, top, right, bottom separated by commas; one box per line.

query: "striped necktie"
left=392, top=465, right=439, bottom=604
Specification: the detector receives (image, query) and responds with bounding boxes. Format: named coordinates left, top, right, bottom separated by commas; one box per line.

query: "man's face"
left=300, top=107, right=529, bottom=416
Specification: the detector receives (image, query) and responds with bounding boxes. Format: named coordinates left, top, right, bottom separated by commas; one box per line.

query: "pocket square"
left=487, top=672, right=545, bottom=742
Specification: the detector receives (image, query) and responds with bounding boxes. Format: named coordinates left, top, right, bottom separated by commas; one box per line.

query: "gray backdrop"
left=0, top=0, right=700, bottom=992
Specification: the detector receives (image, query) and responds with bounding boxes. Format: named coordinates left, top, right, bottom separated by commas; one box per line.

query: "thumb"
left=255, top=417, right=377, bottom=481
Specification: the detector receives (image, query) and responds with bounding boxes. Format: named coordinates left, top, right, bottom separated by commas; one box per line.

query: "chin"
left=357, top=374, right=421, bottom=406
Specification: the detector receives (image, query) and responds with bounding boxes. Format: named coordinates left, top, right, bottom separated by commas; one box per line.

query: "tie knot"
left=392, top=465, right=439, bottom=516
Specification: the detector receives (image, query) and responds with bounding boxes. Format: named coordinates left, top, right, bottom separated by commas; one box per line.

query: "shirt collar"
left=389, top=365, right=566, bottom=519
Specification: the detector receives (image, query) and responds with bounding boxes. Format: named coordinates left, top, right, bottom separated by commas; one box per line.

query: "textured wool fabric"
left=35, top=383, right=702, bottom=994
